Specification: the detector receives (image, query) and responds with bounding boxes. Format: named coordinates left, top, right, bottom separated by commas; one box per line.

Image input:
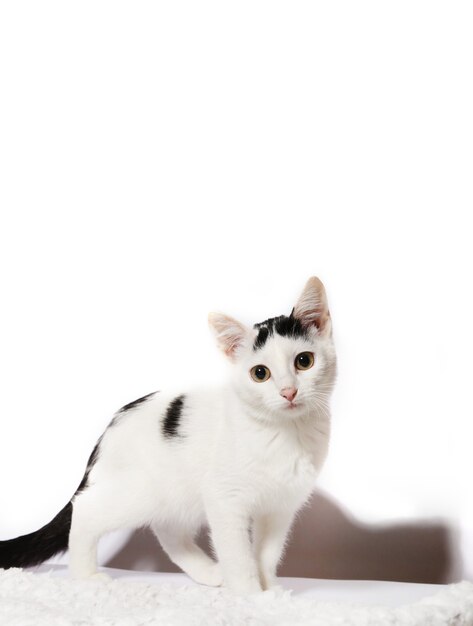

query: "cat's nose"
left=280, top=387, right=298, bottom=402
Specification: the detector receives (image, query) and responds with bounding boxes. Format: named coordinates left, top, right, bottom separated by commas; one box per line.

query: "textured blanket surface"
left=1, top=568, right=473, bottom=626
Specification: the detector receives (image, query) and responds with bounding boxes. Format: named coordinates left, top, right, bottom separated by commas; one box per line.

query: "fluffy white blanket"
left=1, top=568, right=472, bottom=626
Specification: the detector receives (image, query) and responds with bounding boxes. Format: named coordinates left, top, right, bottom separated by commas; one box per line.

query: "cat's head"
left=209, top=277, right=337, bottom=422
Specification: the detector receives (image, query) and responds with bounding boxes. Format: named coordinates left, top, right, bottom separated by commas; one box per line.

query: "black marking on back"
left=109, top=391, right=158, bottom=430
left=76, top=438, right=102, bottom=495
left=253, top=313, right=308, bottom=350
left=119, top=391, right=157, bottom=413
left=163, top=395, right=185, bottom=438
left=76, top=392, right=157, bottom=495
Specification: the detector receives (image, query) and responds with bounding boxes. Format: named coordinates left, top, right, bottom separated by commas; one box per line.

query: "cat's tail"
left=0, top=502, right=72, bottom=569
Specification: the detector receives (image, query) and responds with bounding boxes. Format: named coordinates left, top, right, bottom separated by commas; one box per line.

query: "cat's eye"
left=295, top=351, right=315, bottom=371
left=250, top=365, right=271, bottom=382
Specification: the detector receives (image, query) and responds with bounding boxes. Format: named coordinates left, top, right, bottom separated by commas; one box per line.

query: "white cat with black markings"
left=0, top=277, right=337, bottom=594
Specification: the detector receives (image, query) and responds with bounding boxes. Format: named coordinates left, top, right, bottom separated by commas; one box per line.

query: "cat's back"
left=95, top=387, right=224, bottom=477
left=72, top=388, right=225, bottom=529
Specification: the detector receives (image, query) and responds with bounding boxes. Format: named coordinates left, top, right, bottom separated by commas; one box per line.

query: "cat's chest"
left=233, top=425, right=327, bottom=503
left=250, top=421, right=328, bottom=472
left=258, top=450, right=317, bottom=498
left=256, top=435, right=319, bottom=484
left=243, top=449, right=317, bottom=513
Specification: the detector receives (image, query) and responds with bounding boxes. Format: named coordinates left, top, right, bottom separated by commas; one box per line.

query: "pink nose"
left=280, top=387, right=298, bottom=402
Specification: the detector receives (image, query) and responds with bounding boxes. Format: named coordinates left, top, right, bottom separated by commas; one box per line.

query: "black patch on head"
left=119, top=391, right=157, bottom=413
left=253, top=313, right=308, bottom=350
left=253, top=325, right=270, bottom=350
left=163, top=395, right=185, bottom=438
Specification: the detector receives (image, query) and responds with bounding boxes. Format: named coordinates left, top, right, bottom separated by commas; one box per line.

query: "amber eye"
left=295, top=352, right=314, bottom=371
left=250, top=365, right=271, bottom=382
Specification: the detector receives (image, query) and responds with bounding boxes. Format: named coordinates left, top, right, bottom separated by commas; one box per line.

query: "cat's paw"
left=90, top=572, right=112, bottom=583
left=264, top=583, right=285, bottom=595
left=226, top=576, right=263, bottom=595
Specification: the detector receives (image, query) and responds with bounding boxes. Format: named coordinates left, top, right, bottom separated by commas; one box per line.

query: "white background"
left=1, top=2, right=472, bottom=580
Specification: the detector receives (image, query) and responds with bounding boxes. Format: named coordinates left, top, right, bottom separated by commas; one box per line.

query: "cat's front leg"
left=253, top=509, right=295, bottom=591
left=207, top=506, right=262, bottom=595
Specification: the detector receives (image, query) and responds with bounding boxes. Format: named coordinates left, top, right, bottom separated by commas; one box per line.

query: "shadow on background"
left=106, top=490, right=462, bottom=583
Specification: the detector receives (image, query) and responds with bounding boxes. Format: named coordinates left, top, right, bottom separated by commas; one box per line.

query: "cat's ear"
left=208, top=313, right=251, bottom=360
left=292, top=276, right=332, bottom=336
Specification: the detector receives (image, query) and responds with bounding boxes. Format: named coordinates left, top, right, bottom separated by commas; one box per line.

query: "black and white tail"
left=0, top=439, right=100, bottom=569
left=0, top=502, right=72, bottom=569
left=0, top=394, right=150, bottom=571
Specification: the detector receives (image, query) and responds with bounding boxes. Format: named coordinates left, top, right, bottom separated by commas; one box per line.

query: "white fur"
left=69, top=277, right=337, bottom=594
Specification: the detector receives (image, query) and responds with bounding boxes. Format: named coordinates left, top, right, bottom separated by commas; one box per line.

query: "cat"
left=0, top=276, right=337, bottom=594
